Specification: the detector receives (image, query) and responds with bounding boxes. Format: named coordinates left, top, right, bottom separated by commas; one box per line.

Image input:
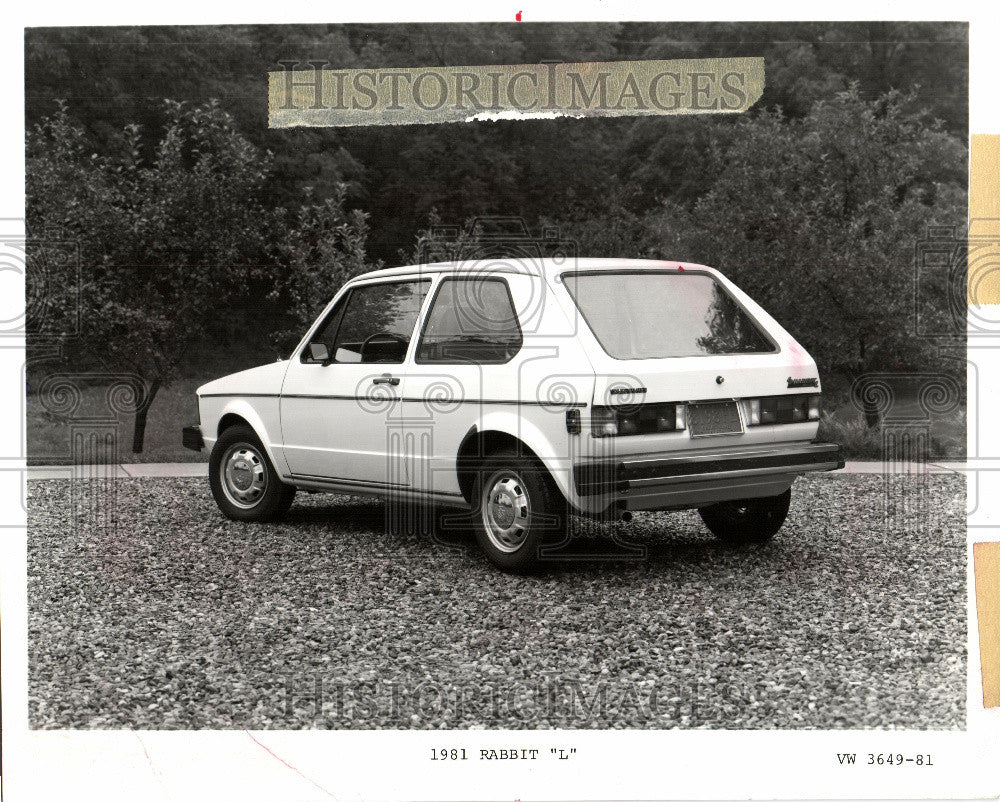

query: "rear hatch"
left=557, top=266, right=821, bottom=456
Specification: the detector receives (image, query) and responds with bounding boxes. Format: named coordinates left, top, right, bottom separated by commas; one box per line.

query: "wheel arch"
left=208, top=399, right=289, bottom=478
left=455, top=423, right=571, bottom=506
left=218, top=412, right=252, bottom=437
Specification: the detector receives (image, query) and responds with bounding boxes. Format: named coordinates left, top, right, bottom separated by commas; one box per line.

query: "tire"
left=471, top=448, right=566, bottom=572
left=209, top=424, right=296, bottom=522
left=698, top=488, right=791, bottom=545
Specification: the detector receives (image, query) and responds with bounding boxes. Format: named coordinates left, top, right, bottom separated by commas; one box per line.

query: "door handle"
left=372, top=374, right=400, bottom=386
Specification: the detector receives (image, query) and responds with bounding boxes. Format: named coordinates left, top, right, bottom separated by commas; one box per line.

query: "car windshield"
left=562, top=271, right=776, bottom=359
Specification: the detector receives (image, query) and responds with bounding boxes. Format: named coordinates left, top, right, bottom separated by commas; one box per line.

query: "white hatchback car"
left=184, top=259, right=843, bottom=569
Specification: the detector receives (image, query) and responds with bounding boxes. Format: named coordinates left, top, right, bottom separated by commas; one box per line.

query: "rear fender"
left=473, top=408, right=577, bottom=506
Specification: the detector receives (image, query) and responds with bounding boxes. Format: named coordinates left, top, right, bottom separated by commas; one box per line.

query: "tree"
left=269, top=185, right=377, bottom=354
left=544, top=86, right=966, bottom=427
left=27, top=100, right=282, bottom=450
left=677, top=88, right=966, bottom=419
left=26, top=23, right=968, bottom=266
left=27, top=100, right=376, bottom=452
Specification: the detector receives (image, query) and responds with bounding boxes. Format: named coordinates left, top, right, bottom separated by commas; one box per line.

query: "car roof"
left=348, top=258, right=721, bottom=283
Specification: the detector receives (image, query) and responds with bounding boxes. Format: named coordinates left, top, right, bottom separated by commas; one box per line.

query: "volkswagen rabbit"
left=183, top=259, right=843, bottom=570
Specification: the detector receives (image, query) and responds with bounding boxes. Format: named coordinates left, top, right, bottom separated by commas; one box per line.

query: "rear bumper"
left=182, top=425, right=205, bottom=452
left=574, top=441, right=844, bottom=511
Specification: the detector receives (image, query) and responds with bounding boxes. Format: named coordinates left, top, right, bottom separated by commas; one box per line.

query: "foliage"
left=817, top=408, right=967, bottom=460
left=27, top=100, right=376, bottom=450
left=270, top=186, right=377, bottom=354
left=677, top=87, right=966, bottom=379
left=23, top=24, right=970, bottom=452
left=25, top=23, right=968, bottom=264
left=28, top=100, right=275, bottom=377
left=542, top=198, right=695, bottom=261
left=817, top=413, right=884, bottom=459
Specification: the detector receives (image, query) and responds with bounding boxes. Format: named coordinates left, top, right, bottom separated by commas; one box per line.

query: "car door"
left=401, top=274, right=527, bottom=496
left=280, top=277, right=432, bottom=486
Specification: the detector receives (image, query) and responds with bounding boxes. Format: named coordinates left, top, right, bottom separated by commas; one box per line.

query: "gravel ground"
left=28, top=474, right=966, bottom=729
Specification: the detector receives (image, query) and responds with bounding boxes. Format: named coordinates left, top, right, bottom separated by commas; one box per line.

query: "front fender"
left=200, top=396, right=290, bottom=478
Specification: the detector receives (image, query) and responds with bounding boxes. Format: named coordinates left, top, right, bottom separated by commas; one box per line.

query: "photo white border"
left=3, top=2, right=998, bottom=800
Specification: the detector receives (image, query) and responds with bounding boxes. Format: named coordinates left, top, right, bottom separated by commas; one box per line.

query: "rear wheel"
left=209, top=424, right=296, bottom=521
left=698, top=488, right=791, bottom=544
left=471, top=449, right=565, bottom=572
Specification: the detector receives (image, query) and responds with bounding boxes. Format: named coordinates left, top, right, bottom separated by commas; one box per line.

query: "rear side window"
left=416, top=277, right=522, bottom=364
left=563, top=271, right=776, bottom=359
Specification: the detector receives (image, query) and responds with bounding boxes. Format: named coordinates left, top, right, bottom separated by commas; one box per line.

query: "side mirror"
left=308, top=342, right=330, bottom=363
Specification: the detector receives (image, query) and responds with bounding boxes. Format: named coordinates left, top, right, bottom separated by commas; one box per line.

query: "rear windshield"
left=562, top=271, right=776, bottom=359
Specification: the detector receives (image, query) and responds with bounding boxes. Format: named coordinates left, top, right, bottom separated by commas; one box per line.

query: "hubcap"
left=220, top=444, right=268, bottom=509
left=482, top=471, right=531, bottom=553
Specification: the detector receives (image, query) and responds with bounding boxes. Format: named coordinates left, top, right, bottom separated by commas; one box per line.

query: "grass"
left=27, top=379, right=205, bottom=464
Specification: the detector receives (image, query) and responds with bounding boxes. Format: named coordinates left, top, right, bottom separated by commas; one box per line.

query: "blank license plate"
left=687, top=401, right=744, bottom=437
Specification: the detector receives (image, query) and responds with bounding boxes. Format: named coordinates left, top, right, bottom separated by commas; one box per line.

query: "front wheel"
left=471, top=450, right=565, bottom=572
left=698, top=488, right=791, bottom=544
left=209, top=424, right=296, bottom=521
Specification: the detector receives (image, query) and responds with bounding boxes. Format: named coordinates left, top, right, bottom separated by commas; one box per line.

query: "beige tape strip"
left=969, top=134, right=1000, bottom=304
left=268, top=58, right=764, bottom=128
left=973, top=542, right=1000, bottom=708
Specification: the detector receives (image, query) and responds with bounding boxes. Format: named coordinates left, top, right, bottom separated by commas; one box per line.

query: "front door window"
left=305, top=280, right=430, bottom=364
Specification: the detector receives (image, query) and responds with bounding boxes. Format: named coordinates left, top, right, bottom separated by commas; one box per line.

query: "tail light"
left=591, top=407, right=619, bottom=437
left=745, top=394, right=821, bottom=426
left=591, top=394, right=819, bottom=436
left=591, top=402, right=684, bottom=437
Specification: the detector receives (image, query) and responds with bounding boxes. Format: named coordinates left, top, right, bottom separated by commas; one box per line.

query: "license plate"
left=687, top=401, right=744, bottom=437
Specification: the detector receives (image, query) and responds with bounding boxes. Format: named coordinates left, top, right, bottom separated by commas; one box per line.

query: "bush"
left=818, top=408, right=967, bottom=461
left=818, top=412, right=884, bottom=459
